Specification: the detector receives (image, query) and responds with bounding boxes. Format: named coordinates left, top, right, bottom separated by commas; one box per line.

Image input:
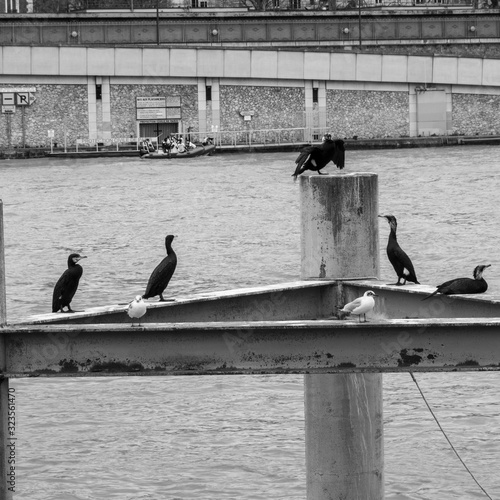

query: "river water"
left=1, top=147, right=499, bottom=499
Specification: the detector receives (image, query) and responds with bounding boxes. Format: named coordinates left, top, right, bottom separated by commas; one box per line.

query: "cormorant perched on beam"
left=143, top=235, right=177, bottom=302
left=291, top=136, right=345, bottom=181
left=379, top=214, right=419, bottom=286
left=422, top=264, right=491, bottom=301
left=52, top=253, right=86, bottom=313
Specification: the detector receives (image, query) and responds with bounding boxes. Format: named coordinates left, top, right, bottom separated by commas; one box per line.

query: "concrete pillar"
left=101, top=77, right=111, bottom=142
left=0, top=200, right=6, bottom=326
left=197, top=78, right=207, bottom=136
left=304, top=81, right=314, bottom=142
left=300, top=173, right=384, bottom=500
left=0, top=201, right=12, bottom=500
left=87, top=77, right=98, bottom=141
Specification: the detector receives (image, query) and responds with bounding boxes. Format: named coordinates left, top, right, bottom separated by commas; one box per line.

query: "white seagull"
left=127, top=295, right=147, bottom=326
left=339, top=291, right=378, bottom=322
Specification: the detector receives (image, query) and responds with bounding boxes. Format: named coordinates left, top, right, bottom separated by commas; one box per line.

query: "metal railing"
left=28, top=0, right=480, bottom=12
left=64, top=127, right=330, bottom=154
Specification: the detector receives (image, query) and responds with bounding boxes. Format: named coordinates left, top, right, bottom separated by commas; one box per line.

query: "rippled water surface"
left=1, top=146, right=499, bottom=499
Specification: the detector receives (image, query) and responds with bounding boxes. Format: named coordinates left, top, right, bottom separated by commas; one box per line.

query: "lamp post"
left=358, top=0, right=362, bottom=47
left=156, top=0, right=160, bottom=45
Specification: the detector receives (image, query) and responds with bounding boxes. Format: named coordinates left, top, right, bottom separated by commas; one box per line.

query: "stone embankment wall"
left=1, top=84, right=88, bottom=148
left=452, top=94, right=500, bottom=136
left=327, top=90, right=409, bottom=139
left=1, top=82, right=500, bottom=148
left=220, top=86, right=305, bottom=131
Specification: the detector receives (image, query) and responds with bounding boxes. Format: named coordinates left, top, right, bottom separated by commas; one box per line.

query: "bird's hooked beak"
left=76, top=256, right=87, bottom=262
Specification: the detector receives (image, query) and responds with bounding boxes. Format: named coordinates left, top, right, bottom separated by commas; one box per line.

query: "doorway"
left=139, top=122, right=178, bottom=140
left=415, top=90, right=448, bottom=136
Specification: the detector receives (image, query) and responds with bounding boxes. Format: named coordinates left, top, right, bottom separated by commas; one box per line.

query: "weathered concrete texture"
left=327, top=89, right=409, bottom=139
left=0, top=84, right=88, bottom=148
left=452, top=93, right=500, bottom=136
left=301, top=174, right=383, bottom=500
left=110, top=84, right=199, bottom=137
left=219, top=85, right=305, bottom=132
left=352, top=43, right=500, bottom=59
left=305, top=374, right=384, bottom=500
left=300, top=173, right=379, bottom=280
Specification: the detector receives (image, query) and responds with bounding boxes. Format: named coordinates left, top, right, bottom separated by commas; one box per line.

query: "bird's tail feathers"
left=421, top=290, right=439, bottom=301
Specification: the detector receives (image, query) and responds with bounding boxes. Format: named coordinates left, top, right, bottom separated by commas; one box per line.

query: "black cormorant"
left=143, top=235, right=177, bottom=301
left=291, top=137, right=345, bottom=180
left=422, top=264, right=491, bottom=300
left=379, top=214, right=419, bottom=286
left=52, top=253, right=87, bottom=313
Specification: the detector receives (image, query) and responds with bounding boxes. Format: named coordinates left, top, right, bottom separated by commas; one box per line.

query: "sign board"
left=16, top=92, right=31, bottom=106
left=136, top=97, right=166, bottom=108
left=0, top=87, right=36, bottom=93
left=2, top=93, right=15, bottom=105
left=136, top=96, right=181, bottom=121
left=47, top=129, right=55, bottom=138
left=166, top=107, right=181, bottom=119
left=2, top=105, right=15, bottom=114
left=136, top=108, right=167, bottom=120
left=166, top=96, right=181, bottom=107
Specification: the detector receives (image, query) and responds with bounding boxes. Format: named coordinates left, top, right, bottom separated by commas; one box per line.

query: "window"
left=96, top=84, right=102, bottom=100
left=206, top=85, right=212, bottom=102
left=312, top=88, right=318, bottom=103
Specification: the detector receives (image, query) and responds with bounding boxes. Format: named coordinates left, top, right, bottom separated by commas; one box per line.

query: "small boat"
left=141, top=144, right=216, bottom=159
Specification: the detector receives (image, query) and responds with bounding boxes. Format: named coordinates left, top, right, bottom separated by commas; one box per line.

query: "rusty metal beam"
left=18, top=280, right=340, bottom=325
left=19, top=279, right=500, bottom=328
left=3, top=318, right=500, bottom=376
left=342, top=280, right=500, bottom=319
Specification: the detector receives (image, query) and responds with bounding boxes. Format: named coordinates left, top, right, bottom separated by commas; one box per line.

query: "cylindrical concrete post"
left=0, top=200, right=13, bottom=500
left=300, top=174, right=384, bottom=500
left=301, top=173, right=379, bottom=280
left=0, top=200, right=6, bottom=326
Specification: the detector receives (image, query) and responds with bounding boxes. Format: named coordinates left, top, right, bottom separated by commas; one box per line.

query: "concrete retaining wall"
left=2, top=47, right=500, bottom=147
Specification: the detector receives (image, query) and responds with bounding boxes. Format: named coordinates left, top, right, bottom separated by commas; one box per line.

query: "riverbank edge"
left=1, top=135, right=499, bottom=160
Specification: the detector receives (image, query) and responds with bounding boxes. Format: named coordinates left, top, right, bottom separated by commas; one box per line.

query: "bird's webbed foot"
left=317, top=170, right=327, bottom=175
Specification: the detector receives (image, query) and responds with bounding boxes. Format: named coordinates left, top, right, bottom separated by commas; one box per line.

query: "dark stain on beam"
left=337, top=362, right=356, bottom=368
left=59, top=359, right=79, bottom=373
left=456, top=359, right=479, bottom=367
left=398, top=349, right=422, bottom=366
left=90, top=361, right=145, bottom=373
left=33, top=369, right=58, bottom=374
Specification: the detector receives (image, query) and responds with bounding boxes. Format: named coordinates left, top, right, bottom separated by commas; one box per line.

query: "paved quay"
left=2, top=134, right=500, bottom=160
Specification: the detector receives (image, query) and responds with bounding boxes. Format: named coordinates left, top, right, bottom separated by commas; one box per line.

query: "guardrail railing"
left=64, top=127, right=330, bottom=154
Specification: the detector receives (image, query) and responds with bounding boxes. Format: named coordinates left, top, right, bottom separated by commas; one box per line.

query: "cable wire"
left=409, top=372, right=494, bottom=500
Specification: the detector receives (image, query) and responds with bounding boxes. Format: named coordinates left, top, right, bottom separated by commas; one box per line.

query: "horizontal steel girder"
left=20, top=280, right=500, bottom=327
left=2, top=318, right=500, bottom=377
